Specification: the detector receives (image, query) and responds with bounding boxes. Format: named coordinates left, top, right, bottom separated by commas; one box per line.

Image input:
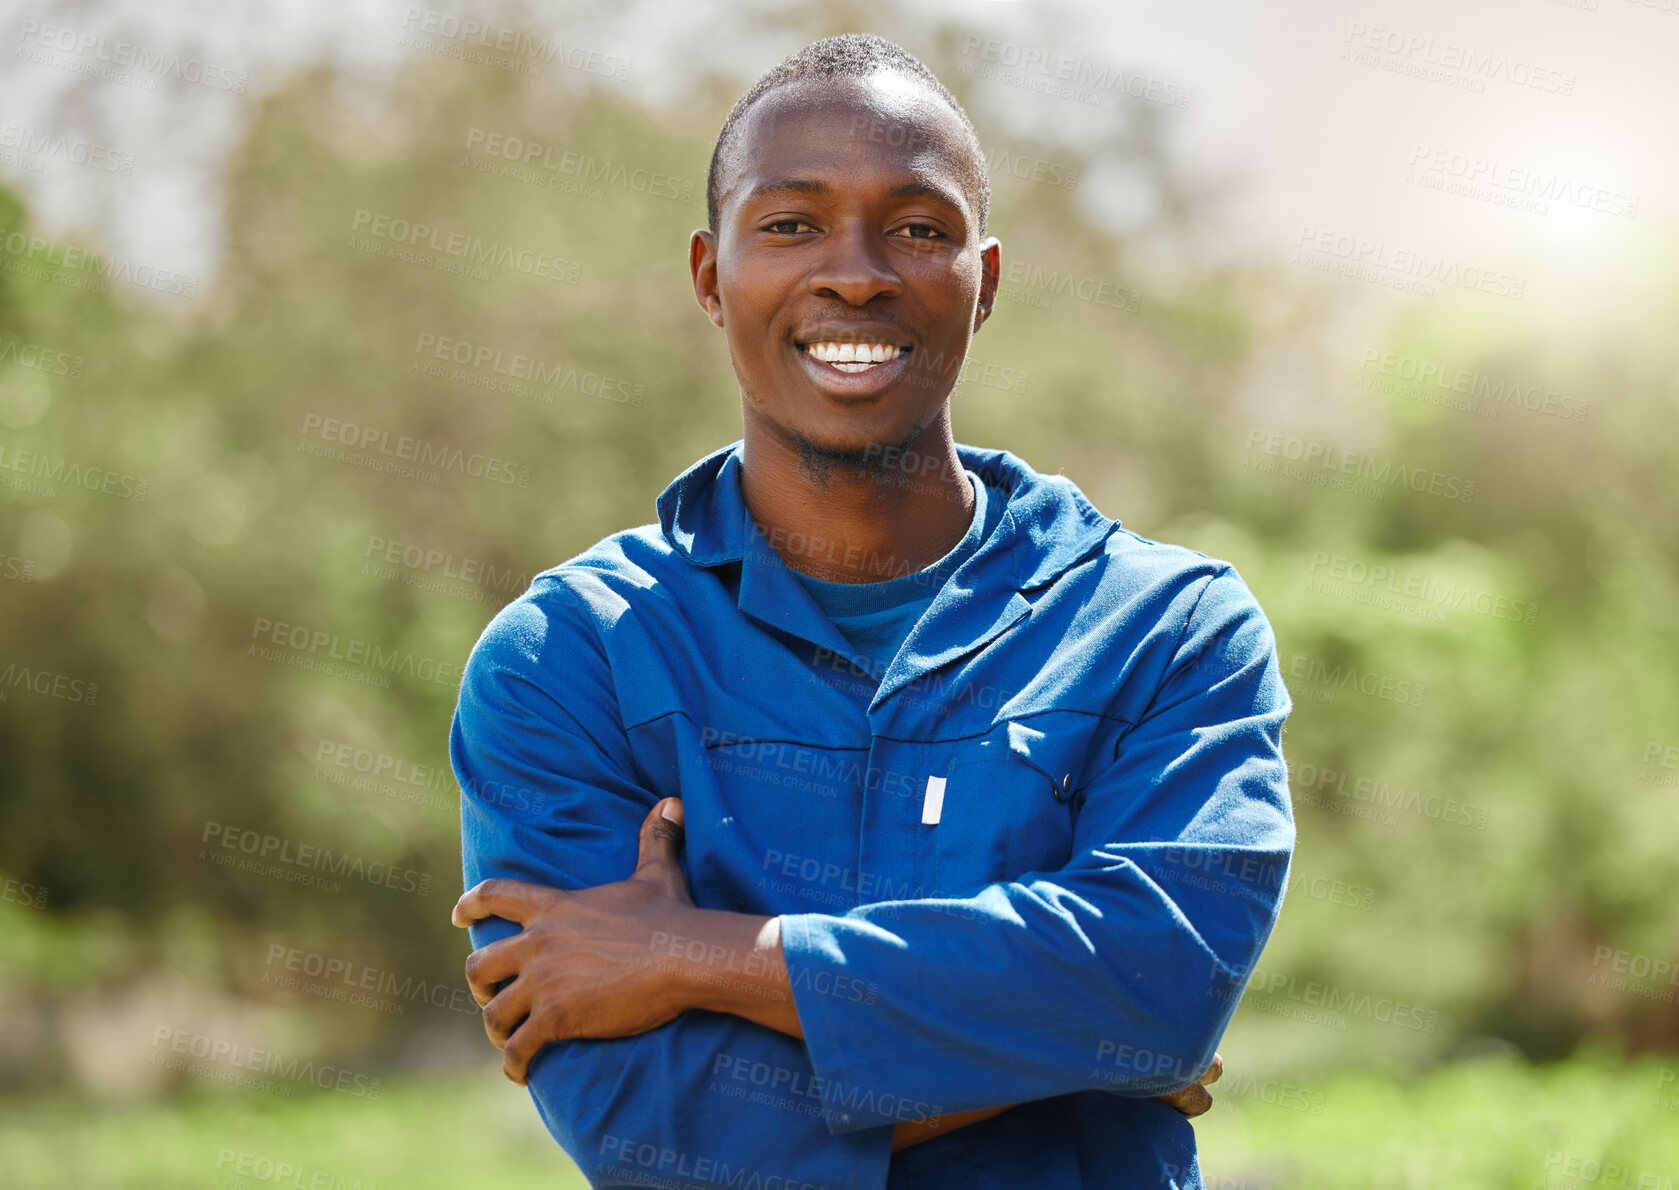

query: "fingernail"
left=661, top=800, right=683, bottom=825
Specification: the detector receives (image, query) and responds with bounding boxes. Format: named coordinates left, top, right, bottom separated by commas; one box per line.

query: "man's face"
left=691, top=72, right=1000, bottom=465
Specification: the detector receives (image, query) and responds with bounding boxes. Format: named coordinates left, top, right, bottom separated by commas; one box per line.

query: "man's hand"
left=1153, top=1053, right=1223, bottom=1119
left=452, top=798, right=702, bottom=1085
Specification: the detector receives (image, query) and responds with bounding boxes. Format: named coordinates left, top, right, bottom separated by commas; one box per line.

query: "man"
left=449, top=33, right=1294, bottom=1190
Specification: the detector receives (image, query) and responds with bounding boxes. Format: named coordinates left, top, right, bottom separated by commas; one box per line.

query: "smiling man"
left=449, top=33, right=1294, bottom=1190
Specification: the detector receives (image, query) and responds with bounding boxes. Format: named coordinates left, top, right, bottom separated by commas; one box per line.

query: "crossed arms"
left=449, top=567, right=1293, bottom=1182
left=451, top=799, right=1224, bottom=1153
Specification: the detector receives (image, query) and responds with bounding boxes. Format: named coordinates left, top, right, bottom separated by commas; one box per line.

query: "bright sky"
left=1, top=0, right=1671, bottom=317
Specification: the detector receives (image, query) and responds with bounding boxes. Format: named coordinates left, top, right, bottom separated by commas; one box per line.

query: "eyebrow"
left=741, top=177, right=967, bottom=211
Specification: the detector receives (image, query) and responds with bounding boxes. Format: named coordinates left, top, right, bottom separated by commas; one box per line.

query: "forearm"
left=666, top=909, right=804, bottom=1039
left=890, top=1103, right=1016, bottom=1152
left=667, top=910, right=1018, bottom=1150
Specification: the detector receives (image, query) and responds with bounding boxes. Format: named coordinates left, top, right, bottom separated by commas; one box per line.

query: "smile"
left=802, top=341, right=908, bottom=373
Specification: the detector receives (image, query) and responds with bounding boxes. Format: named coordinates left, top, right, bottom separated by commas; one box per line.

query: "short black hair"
left=705, top=33, right=990, bottom=237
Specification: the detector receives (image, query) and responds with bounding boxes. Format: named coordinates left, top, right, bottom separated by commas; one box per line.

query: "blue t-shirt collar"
left=655, top=439, right=1117, bottom=595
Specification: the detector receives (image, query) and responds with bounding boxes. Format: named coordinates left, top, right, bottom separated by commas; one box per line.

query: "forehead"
left=719, top=72, right=977, bottom=219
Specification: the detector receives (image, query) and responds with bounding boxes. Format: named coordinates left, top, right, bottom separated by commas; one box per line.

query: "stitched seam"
left=1111, top=565, right=1230, bottom=756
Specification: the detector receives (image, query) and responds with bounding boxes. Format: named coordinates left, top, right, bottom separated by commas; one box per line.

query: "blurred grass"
left=1198, top=1050, right=1679, bottom=1189
left=0, top=1068, right=587, bottom=1190
left=3, top=1053, right=1675, bottom=1189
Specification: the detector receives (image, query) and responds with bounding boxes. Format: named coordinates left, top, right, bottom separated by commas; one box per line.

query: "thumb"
left=634, top=798, right=688, bottom=895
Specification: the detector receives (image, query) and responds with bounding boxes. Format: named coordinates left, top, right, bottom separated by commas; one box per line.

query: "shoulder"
left=1065, top=525, right=1278, bottom=678
left=464, top=523, right=689, bottom=677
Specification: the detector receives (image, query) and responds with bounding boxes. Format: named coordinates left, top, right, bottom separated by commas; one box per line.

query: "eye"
left=764, top=219, right=816, bottom=235
left=891, top=223, right=946, bottom=241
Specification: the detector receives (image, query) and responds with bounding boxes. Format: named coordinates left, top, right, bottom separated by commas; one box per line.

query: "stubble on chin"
left=790, top=423, right=926, bottom=489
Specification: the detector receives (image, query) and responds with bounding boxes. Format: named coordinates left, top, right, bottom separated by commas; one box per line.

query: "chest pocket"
left=931, top=721, right=1085, bottom=897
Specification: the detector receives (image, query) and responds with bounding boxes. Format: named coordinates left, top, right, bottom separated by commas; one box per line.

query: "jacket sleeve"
left=451, top=580, right=896, bottom=1188
left=778, top=566, right=1295, bottom=1135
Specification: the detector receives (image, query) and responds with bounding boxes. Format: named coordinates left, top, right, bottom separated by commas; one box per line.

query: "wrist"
left=664, top=908, right=781, bottom=1015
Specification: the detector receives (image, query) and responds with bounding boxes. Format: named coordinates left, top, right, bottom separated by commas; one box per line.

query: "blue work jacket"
left=452, top=440, right=1295, bottom=1190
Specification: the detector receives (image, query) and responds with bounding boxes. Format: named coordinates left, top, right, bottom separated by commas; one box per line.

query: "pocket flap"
left=1005, top=720, right=1082, bottom=803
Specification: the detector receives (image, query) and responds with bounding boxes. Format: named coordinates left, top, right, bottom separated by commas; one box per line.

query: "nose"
left=807, top=218, right=902, bottom=307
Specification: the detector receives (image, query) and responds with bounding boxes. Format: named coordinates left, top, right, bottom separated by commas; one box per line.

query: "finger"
left=462, top=937, right=523, bottom=1007
left=1200, top=1052, right=1223, bottom=1086
left=481, top=977, right=533, bottom=1050
left=1156, top=1082, right=1213, bottom=1118
left=504, top=1005, right=566, bottom=1086
left=632, top=798, right=686, bottom=890
left=452, top=878, right=551, bottom=929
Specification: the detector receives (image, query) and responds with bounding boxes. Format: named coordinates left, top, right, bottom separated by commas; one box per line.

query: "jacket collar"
left=656, top=439, right=1116, bottom=590
left=655, top=439, right=1119, bottom=711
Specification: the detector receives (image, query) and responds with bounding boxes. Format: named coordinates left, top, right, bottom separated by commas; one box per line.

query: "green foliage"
left=1, top=19, right=1676, bottom=1104
left=2, top=1055, right=1674, bottom=1189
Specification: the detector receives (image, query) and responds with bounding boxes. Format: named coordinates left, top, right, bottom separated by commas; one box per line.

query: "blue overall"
left=452, top=440, right=1296, bottom=1189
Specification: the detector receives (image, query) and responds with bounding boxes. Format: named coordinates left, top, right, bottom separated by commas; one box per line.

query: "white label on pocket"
left=921, top=775, right=946, bottom=825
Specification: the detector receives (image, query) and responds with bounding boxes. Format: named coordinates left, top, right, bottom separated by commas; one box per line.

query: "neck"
left=738, top=417, right=974, bottom=585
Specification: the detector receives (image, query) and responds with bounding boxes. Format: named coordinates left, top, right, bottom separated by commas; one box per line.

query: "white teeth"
left=804, top=341, right=905, bottom=369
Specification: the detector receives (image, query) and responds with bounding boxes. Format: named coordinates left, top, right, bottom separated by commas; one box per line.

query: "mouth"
left=800, top=340, right=910, bottom=373
left=793, top=337, right=916, bottom=396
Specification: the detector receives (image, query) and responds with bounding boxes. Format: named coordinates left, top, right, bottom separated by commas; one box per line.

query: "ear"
left=690, top=229, right=724, bottom=328
left=973, top=236, right=1001, bottom=333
